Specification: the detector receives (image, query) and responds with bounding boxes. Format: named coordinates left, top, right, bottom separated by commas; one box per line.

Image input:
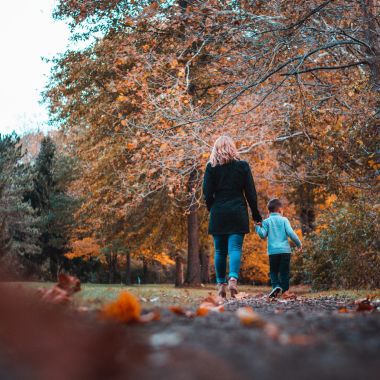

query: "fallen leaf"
left=264, top=323, right=281, bottom=339
left=355, top=298, right=375, bottom=312
left=236, top=307, right=265, bottom=327
left=168, top=306, right=195, bottom=317
left=169, top=306, right=187, bottom=315
left=234, top=292, right=250, bottom=300
left=196, top=307, right=209, bottom=317
left=279, top=334, right=315, bottom=346
left=102, top=291, right=141, bottom=323
left=198, top=294, right=225, bottom=313
left=338, top=306, right=349, bottom=313
left=281, top=291, right=298, bottom=300
left=39, top=274, right=81, bottom=305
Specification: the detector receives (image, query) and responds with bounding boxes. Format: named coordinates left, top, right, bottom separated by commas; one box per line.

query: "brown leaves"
left=197, top=294, right=225, bottom=314
left=355, top=298, right=375, bottom=312
left=169, top=294, right=225, bottom=318
left=236, top=307, right=265, bottom=327
left=169, top=305, right=195, bottom=317
left=235, top=304, right=315, bottom=346
left=40, top=274, right=81, bottom=304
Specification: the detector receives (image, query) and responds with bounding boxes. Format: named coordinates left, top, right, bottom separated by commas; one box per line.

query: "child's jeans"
left=213, top=234, right=244, bottom=283
left=269, top=253, right=291, bottom=291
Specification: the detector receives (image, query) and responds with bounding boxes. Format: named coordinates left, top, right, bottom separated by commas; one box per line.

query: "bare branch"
left=239, top=132, right=304, bottom=154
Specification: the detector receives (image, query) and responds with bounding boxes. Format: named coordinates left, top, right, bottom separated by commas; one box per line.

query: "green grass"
left=4, top=282, right=379, bottom=309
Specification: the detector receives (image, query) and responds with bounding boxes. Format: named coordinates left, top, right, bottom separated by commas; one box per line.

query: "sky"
left=0, top=0, right=72, bottom=135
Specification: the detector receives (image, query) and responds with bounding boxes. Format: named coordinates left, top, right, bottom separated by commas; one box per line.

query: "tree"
left=0, top=133, right=40, bottom=270
left=25, top=136, right=77, bottom=280
left=47, top=0, right=379, bottom=286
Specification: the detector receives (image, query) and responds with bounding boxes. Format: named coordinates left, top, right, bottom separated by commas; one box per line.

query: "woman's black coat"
left=202, top=160, right=262, bottom=235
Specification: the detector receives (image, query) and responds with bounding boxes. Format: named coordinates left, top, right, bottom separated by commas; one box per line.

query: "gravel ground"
left=128, top=295, right=380, bottom=380
left=1, top=289, right=379, bottom=380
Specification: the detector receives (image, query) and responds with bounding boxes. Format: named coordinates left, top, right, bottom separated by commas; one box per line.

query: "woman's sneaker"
left=217, top=283, right=227, bottom=298
left=228, top=277, right=238, bottom=298
left=269, top=286, right=282, bottom=298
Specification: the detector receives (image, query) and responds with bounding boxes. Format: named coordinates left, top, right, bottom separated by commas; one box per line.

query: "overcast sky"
left=0, top=0, right=72, bottom=135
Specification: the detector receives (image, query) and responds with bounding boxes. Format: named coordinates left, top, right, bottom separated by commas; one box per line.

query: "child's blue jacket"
left=255, top=213, right=302, bottom=255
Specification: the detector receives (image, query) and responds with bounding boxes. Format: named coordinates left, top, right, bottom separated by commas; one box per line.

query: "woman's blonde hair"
left=209, top=135, right=239, bottom=167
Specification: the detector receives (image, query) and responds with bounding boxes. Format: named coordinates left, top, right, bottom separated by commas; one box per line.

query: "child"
left=255, top=198, right=302, bottom=298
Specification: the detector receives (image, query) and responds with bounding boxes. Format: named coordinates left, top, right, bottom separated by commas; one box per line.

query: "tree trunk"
left=142, top=258, right=148, bottom=284
left=300, top=206, right=315, bottom=235
left=200, top=250, right=210, bottom=284
left=175, top=255, right=185, bottom=287
left=125, top=251, right=132, bottom=285
left=185, top=169, right=201, bottom=285
left=49, top=253, right=58, bottom=282
left=108, top=253, right=117, bottom=284
left=361, top=0, right=380, bottom=91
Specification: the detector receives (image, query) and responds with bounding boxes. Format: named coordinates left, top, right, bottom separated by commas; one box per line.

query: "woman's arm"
left=243, top=162, right=262, bottom=222
left=202, top=163, right=215, bottom=211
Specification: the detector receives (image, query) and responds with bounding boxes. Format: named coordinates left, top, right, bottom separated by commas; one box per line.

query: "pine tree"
left=0, top=133, right=40, bottom=268
left=25, top=136, right=77, bottom=280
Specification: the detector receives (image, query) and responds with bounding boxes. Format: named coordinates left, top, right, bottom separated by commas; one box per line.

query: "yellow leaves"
left=65, top=237, right=101, bottom=260
left=368, top=160, right=380, bottom=170
left=170, top=58, right=178, bottom=69
left=117, top=95, right=128, bottom=102
left=102, top=292, right=141, bottom=323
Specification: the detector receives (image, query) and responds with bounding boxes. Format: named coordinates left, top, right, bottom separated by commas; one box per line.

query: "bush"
left=303, top=199, right=380, bottom=290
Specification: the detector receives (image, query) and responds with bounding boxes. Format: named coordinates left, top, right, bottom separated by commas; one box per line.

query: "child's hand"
left=298, top=246, right=303, bottom=253
left=256, top=221, right=262, bottom=227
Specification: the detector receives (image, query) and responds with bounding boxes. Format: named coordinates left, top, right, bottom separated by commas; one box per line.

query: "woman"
left=202, top=136, right=262, bottom=298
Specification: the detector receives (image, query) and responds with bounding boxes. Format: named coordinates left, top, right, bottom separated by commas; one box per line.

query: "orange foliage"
left=65, top=237, right=101, bottom=260
left=102, top=292, right=141, bottom=323
left=241, top=233, right=270, bottom=284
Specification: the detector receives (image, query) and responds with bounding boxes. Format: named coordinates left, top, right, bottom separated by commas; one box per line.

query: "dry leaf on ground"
left=169, top=306, right=195, bottom=317
left=236, top=307, right=265, bottom=327
left=102, top=291, right=141, bottom=323
left=39, top=274, right=81, bottom=305
left=355, top=298, right=375, bottom=312
left=198, top=294, right=225, bottom=313
left=234, top=292, right=251, bottom=300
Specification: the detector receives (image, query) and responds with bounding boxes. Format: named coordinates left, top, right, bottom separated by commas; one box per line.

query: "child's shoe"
left=269, top=286, right=282, bottom=298
left=228, top=277, right=238, bottom=298
left=217, top=283, right=227, bottom=298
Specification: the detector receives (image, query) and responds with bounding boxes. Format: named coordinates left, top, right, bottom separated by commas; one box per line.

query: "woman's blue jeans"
left=212, top=234, right=244, bottom=283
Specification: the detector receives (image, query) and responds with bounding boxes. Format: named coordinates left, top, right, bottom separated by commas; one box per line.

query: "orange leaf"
left=236, top=307, right=265, bottom=327
left=196, top=307, right=209, bottom=317
left=102, top=292, right=141, bottom=323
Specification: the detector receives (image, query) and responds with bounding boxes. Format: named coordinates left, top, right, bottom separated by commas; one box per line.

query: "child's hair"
left=267, top=198, right=282, bottom=212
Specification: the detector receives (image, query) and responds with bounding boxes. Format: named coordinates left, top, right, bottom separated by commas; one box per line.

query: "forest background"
left=0, top=0, right=379, bottom=290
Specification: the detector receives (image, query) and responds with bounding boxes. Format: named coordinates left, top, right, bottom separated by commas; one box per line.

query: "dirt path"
left=128, top=295, right=380, bottom=380
left=1, top=285, right=379, bottom=380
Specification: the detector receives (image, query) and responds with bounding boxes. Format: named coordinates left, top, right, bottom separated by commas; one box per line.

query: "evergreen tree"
left=0, top=133, right=40, bottom=266
left=26, top=136, right=77, bottom=280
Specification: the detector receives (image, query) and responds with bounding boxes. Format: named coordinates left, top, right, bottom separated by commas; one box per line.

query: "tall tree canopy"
left=45, top=0, right=379, bottom=284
